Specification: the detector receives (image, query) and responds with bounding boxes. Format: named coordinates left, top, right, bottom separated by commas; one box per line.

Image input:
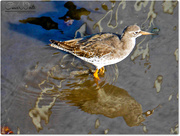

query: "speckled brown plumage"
left=50, top=33, right=121, bottom=58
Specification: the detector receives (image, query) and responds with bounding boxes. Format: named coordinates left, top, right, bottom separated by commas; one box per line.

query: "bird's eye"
left=134, top=32, right=139, bottom=35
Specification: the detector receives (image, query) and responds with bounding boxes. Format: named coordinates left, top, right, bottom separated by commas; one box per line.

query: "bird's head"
left=122, top=25, right=154, bottom=39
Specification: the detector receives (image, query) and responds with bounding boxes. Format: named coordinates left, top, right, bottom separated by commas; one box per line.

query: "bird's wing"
left=50, top=33, right=121, bottom=58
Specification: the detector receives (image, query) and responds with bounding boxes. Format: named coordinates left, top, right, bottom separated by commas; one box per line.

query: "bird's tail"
left=49, top=39, right=74, bottom=52
left=49, top=39, right=60, bottom=45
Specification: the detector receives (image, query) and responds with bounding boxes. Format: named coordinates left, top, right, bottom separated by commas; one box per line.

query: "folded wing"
left=49, top=33, right=121, bottom=58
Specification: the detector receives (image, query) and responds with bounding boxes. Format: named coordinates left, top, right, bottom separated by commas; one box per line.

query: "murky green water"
left=1, top=1, right=178, bottom=134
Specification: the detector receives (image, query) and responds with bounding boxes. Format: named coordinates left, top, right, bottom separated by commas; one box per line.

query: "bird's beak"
left=140, top=31, right=155, bottom=35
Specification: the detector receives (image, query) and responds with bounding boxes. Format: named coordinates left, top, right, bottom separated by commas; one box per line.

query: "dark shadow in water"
left=19, top=16, right=60, bottom=31
left=8, top=1, right=92, bottom=43
left=8, top=20, right=85, bottom=44
left=58, top=1, right=91, bottom=20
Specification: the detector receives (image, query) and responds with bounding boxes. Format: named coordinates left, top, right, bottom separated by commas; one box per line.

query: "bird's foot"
left=93, top=69, right=100, bottom=80
left=99, top=67, right=105, bottom=75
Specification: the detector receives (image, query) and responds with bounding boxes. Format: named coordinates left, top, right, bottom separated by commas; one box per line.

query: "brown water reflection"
left=60, top=80, right=145, bottom=127
left=29, top=76, right=147, bottom=131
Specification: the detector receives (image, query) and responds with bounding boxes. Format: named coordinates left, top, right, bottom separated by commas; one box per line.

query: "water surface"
left=1, top=1, right=178, bottom=134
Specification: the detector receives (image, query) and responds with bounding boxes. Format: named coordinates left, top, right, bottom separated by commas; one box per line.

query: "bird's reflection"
left=29, top=78, right=145, bottom=131
left=60, top=79, right=145, bottom=127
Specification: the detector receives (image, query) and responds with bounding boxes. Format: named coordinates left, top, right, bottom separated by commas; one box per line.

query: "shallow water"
left=1, top=1, right=178, bottom=134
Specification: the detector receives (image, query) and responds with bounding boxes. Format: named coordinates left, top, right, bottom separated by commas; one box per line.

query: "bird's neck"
left=120, top=36, right=136, bottom=52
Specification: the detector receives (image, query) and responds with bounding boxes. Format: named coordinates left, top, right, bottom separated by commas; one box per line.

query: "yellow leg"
left=93, top=69, right=100, bottom=80
left=99, top=67, right=105, bottom=75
